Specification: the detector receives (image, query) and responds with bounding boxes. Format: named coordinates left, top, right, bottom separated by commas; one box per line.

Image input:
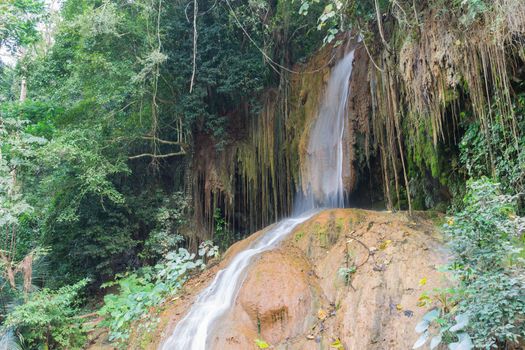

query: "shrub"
left=213, top=208, right=232, bottom=251
left=98, top=246, right=216, bottom=344
left=453, top=0, right=490, bottom=25
left=445, top=179, right=525, bottom=348
left=3, top=279, right=89, bottom=350
left=416, top=179, right=525, bottom=350
left=140, top=192, right=189, bottom=261
left=459, top=106, right=525, bottom=196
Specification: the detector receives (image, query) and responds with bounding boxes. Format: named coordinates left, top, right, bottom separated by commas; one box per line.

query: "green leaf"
left=449, top=314, right=469, bottom=332
left=448, top=333, right=473, bottom=350
left=413, top=331, right=429, bottom=349
left=299, top=2, right=309, bottom=15
left=415, top=320, right=429, bottom=333
left=430, top=334, right=442, bottom=350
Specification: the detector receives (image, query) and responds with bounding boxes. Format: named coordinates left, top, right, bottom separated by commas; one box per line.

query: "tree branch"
left=189, top=0, right=198, bottom=92
left=128, top=150, right=186, bottom=160
left=374, top=0, right=391, bottom=52
left=141, top=136, right=187, bottom=146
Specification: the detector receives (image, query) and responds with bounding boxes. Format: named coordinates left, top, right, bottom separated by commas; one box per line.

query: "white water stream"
left=160, top=50, right=356, bottom=350
left=304, top=49, right=355, bottom=208
left=160, top=213, right=315, bottom=349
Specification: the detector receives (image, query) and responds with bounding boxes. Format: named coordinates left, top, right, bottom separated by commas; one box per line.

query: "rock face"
left=190, top=37, right=374, bottom=240
left=149, top=209, right=448, bottom=350
left=209, top=248, right=317, bottom=349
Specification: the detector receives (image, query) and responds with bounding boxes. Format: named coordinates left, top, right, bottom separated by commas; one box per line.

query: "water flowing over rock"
left=148, top=209, right=447, bottom=350
left=302, top=50, right=355, bottom=209
left=159, top=50, right=358, bottom=349
left=159, top=214, right=315, bottom=349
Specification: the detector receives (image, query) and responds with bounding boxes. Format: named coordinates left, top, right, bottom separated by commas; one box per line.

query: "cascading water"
left=160, top=49, right=356, bottom=350
left=160, top=215, right=314, bottom=350
left=303, top=49, right=355, bottom=208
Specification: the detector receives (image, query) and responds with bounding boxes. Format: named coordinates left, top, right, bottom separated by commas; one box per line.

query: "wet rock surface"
left=131, top=209, right=448, bottom=350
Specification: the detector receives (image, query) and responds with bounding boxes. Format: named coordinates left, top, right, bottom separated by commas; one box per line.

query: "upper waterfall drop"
left=303, top=49, right=355, bottom=209
left=160, top=49, right=357, bottom=350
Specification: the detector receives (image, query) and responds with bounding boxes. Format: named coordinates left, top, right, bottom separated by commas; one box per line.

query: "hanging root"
left=369, top=0, right=525, bottom=209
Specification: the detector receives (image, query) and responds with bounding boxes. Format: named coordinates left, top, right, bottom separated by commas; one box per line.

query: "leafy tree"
left=3, top=279, right=89, bottom=350
left=0, top=0, right=44, bottom=54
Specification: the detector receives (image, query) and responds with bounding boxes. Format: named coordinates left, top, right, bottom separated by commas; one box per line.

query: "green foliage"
left=1, top=100, right=138, bottom=285
left=453, top=0, right=490, bottom=26
left=0, top=120, right=36, bottom=227
left=442, top=179, right=525, bottom=348
left=413, top=308, right=473, bottom=350
left=299, top=0, right=340, bottom=44
left=141, top=193, right=188, bottom=261
left=98, top=248, right=211, bottom=344
left=0, top=0, right=328, bottom=290
left=39, top=128, right=129, bottom=223
left=34, top=126, right=133, bottom=284
left=447, top=179, right=523, bottom=272
left=99, top=273, right=166, bottom=344
left=0, top=106, right=48, bottom=265
left=337, top=266, right=356, bottom=286
left=0, top=0, right=44, bottom=52
left=415, top=179, right=525, bottom=349
left=297, top=0, right=383, bottom=43
left=198, top=240, right=219, bottom=263
left=459, top=107, right=525, bottom=195
left=213, top=208, right=233, bottom=252
left=3, top=279, right=89, bottom=350
left=3, top=101, right=61, bottom=139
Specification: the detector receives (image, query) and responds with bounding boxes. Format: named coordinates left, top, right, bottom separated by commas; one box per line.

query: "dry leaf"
left=379, top=239, right=392, bottom=250
left=318, top=308, right=328, bottom=320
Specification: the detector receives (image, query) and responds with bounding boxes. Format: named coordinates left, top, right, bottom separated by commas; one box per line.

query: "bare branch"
left=128, top=150, right=186, bottom=160
left=189, top=0, right=198, bottom=92
left=374, top=0, right=391, bottom=52
left=141, top=136, right=187, bottom=146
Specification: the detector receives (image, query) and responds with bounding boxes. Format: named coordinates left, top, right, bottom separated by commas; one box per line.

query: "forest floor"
left=89, top=208, right=450, bottom=350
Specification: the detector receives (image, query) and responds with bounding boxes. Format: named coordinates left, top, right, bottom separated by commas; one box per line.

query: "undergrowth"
left=414, top=179, right=525, bottom=349
left=2, top=279, right=89, bottom=350
left=98, top=242, right=218, bottom=346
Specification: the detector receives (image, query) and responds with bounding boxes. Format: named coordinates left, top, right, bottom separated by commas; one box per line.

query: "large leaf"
left=430, top=334, right=442, bottom=350
left=449, top=333, right=473, bottom=350
left=413, top=331, right=429, bottom=349
left=449, top=314, right=469, bottom=332
left=415, top=320, right=430, bottom=333
left=423, top=309, right=440, bottom=322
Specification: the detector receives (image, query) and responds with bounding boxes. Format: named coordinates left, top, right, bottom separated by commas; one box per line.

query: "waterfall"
left=160, top=50, right=356, bottom=350
left=303, top=49, right=355, bottom=209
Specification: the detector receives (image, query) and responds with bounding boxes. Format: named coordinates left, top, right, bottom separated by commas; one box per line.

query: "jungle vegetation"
left=0, top=0, right=524, bottom=348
